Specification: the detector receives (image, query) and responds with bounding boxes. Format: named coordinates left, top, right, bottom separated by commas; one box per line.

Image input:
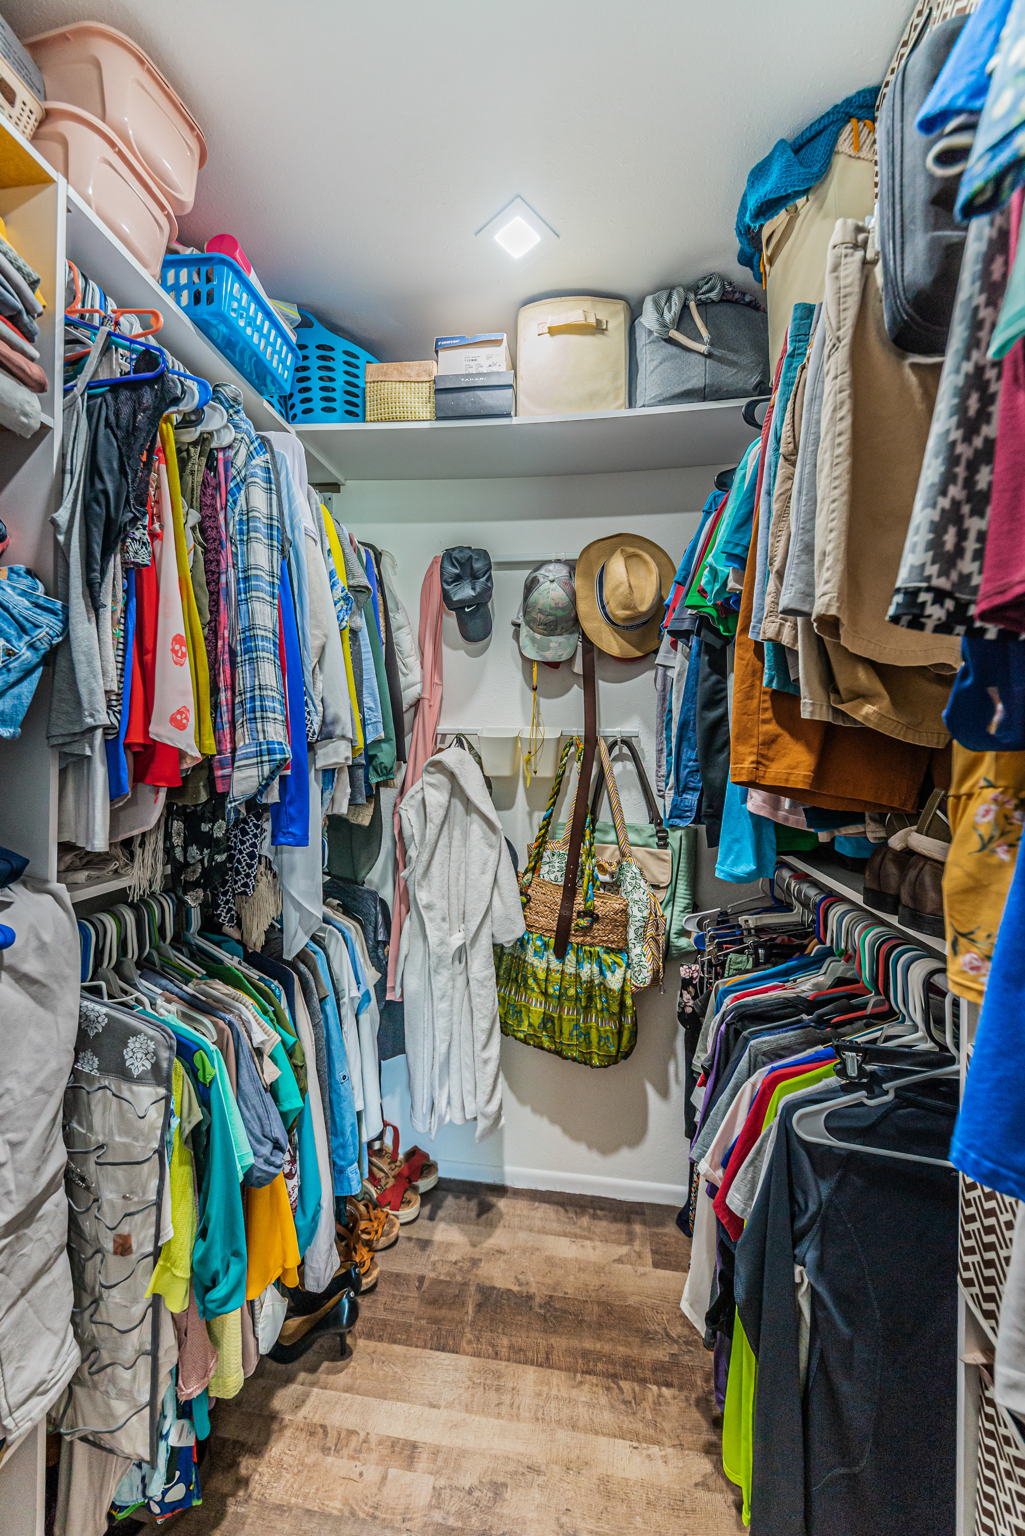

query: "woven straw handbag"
left=520, top=737, right=629, bottom=950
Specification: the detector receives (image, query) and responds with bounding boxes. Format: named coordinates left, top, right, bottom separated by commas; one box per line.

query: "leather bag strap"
left=596, top=738, right=633, bottom=860
left=555, top=636, right=597, bottom=960
left=590, top=737, right=668, bottom=846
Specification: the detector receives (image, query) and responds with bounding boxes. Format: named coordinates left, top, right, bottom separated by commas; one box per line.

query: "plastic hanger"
left=791, top=1061, right=958, bottom=1168
left=65, top=261, right=164, bottom=338
left=65, top=314, right=213, bottom=407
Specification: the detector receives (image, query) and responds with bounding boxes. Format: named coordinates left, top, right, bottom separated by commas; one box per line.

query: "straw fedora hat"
left=576, top=534, right=676, bottom=658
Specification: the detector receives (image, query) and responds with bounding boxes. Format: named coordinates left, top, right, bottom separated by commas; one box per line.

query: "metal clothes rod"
left=436, top=726, right=641, bottom=738
left=490, top=555, right=578, bottom=568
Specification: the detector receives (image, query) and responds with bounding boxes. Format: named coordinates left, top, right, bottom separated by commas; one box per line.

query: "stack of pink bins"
left=24, top=23, right=206, bottom=275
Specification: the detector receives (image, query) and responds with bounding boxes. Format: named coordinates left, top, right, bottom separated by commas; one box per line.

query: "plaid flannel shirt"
left=208, top=447, right=235, bottom=791
left=215, top=386, right=289, bottom=809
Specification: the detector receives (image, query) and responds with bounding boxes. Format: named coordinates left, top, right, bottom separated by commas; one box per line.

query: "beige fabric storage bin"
left=365, top=360, right=436, bottom=422
left=515, top=296, right=630, bottom=416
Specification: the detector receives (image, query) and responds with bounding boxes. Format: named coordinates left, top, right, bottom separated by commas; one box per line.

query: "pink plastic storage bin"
left=25, top=23, right=206, bottom=216
left=34, top=102, right=177, bottom=276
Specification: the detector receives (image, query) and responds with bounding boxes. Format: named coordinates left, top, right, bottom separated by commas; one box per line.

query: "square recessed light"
left=494, top=214, right=541, bottom=259
left=476, top=195, right=557, bottom=259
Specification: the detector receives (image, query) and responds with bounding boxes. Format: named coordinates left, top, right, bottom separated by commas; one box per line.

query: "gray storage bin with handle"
left=632, top=275, right=770, bottom=407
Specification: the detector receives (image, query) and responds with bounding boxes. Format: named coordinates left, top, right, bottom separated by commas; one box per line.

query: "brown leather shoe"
left=863, top=844, right=912, bottom=915
left=897, top=854, right=945, bottom=937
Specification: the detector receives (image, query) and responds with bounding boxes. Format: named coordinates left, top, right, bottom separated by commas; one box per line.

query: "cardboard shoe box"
left=435, top=332, right=513, bottom=375
left=434, top=370, right=515, bottom=419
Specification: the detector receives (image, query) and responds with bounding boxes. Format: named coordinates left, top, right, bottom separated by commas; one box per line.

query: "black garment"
left=165, top=795, right=230, bottom=911
left=695, top=622, right=731, bottom=848
left=82, top=360, right=182, bottom=610
left=324, top=875, right=406, bottom=1060
left=363, top=544, right=407, bottom=764
left=326, top=792, right=383, bottom=884
left=736, top=1078, right=958, bottom=1536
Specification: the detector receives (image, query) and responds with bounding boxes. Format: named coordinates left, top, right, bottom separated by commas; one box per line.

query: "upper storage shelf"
left=295, top=398, right=758, bottom=483
left=63, top=190, right=337, bottom=481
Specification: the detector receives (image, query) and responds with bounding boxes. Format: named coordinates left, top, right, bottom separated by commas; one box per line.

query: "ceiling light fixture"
left=494, top=214, right=541, bottom=259
left=476, top=195, right=558, bottom=259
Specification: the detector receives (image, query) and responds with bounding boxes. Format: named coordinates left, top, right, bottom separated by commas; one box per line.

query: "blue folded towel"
left=735, top=85, right=880, bottom=278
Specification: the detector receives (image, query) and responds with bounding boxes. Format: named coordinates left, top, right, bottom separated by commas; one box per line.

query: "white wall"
left=338, top=465, right=724, bottom=1206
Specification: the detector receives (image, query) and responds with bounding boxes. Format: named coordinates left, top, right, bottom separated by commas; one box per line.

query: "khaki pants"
left=814, top=220, right=954, bottom=668
left=804, top=220, right=959, bottom=746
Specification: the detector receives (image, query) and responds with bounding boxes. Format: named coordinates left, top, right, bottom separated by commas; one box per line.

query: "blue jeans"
left=0, top=566, right=66, bottom=738
left=667, top=632, right=703, bottom=827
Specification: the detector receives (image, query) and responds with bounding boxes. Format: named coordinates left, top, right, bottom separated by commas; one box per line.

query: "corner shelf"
left=295, top=397, right=757, bottom=483
left=779, top=852, right=947, bottom=956
left=68, top=874, right=133, bottom=906
left=63, top=190, right=336, bottom=483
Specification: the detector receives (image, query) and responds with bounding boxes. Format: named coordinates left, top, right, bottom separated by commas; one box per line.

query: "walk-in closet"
left=0, top=1, right=1018, bottom=1532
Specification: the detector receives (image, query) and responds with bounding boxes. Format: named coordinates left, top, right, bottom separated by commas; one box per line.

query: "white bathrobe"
left=398, top=744, right=525, bottom=1139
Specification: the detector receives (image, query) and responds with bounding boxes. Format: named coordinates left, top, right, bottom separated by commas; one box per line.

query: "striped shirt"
left=215, top=386, right=289, bottom=809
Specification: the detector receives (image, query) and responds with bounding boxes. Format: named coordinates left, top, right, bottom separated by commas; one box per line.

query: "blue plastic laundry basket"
left=159, top=254, right=299, bottom=398
left=278, top=308, right=378, bottom=424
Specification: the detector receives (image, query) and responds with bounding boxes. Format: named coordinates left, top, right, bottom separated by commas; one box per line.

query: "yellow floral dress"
left=944, top=746, right=1025, bottom=1002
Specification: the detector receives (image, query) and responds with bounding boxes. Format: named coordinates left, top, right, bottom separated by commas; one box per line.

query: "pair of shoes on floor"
left=335, top=1199, right=399, bottom=1294
left=363, top=1120, right=439, bottom=1226
left=268, top=1264, right=361, bottom=1365
left=864, top=791, right=949, bottom=936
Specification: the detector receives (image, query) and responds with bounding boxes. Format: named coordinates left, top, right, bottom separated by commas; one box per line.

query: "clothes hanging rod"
left=436, top=726, right=641, bottom=738
left=490, top=555, right=578, bottom=568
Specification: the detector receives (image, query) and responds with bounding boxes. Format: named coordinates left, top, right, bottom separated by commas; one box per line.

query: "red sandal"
left=369, top=1121, right=440, bottom=1195
left=366, top=1152, right=421, bottom=1224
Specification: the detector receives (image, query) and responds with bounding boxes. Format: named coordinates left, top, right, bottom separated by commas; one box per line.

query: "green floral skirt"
left=495, top=931, right=637, bottom=1068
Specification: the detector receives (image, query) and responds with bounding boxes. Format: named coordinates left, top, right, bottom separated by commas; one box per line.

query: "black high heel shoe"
left=268, top=1272, right=361, bottom=1364
left=268, top=1293, right=359, bottom=1364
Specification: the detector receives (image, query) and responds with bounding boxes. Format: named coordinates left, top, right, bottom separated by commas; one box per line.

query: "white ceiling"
left=9, top=0, right=906, bottom=360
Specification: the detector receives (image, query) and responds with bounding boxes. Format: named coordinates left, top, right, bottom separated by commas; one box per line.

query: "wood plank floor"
left=175, top=1181, right=744, bottom=1536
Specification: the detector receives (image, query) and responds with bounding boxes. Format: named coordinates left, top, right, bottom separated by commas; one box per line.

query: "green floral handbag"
left=496, top=738, right=637, bottom=1068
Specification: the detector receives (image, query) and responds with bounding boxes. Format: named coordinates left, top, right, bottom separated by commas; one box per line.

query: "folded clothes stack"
left=0, top=216, right=47, bottom=437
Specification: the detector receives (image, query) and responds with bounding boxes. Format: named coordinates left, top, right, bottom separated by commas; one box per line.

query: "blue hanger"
left=64, top=316, right=213, bottom=407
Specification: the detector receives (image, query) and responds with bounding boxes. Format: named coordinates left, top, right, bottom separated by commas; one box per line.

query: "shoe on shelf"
left=907, top=789, right=951, bottom=865
left=898, top=853, right=945, bottom=938
left=863, top=843, right=911, bottom=915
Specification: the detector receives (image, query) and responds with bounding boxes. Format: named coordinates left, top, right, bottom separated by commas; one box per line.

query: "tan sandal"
left=336, top=1222, right=380, bottom=1291
left=347, top=1195, right=400, bottom=1252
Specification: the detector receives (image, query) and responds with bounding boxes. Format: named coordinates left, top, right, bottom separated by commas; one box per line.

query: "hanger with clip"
left=791, top=1058, right=958, bottom=1168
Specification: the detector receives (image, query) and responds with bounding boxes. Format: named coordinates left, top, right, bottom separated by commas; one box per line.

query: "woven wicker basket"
left=521, top=871, right=629, bottom=950
left=365, top=360, right=436, bottom=422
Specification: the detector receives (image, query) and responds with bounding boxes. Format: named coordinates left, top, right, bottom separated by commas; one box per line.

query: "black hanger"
left=743, top=396, right=770, bottom=431
left=714, top=465, right=737, bottom=492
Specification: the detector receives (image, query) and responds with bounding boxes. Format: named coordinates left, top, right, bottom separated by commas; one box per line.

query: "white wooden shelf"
left=295, top=398, right=757, bottom=483
left=63, top=191, right=336, bottom=483
left=779, top=852, right=947, bottom=956
left=67, top=874, right=132, bottom=905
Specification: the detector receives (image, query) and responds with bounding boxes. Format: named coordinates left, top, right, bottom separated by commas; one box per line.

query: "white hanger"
left=791, top=1062, right=958, bottom=1168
